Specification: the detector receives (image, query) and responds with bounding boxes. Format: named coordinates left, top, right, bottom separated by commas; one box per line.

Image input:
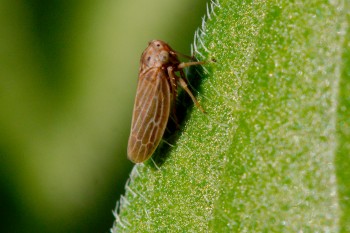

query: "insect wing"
left=127, top=68, right=171, bottom=163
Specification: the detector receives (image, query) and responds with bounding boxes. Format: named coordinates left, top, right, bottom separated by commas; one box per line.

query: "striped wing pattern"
left=127, top=68, right=171, bottom=163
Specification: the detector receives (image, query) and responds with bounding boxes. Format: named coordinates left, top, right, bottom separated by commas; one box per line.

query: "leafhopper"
left=127, top=40, right=206, bottom=163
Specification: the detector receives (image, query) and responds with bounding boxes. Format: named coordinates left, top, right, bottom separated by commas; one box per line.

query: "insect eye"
left=159, top=51, right=169, bottom=63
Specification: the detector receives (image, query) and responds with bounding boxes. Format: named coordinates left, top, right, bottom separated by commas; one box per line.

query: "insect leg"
left=169, top=51, right=195, bottom=61
left=178, top=61, right=207, bottom=69
left=168, top=66, right=178, bottom=105
left=167, top=66, right=180, bottom=128
left=178, top=71, right=205, bottom=113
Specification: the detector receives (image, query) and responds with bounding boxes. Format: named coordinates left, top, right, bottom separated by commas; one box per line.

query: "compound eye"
left=144, top=55, right=152, bottom=66
left=159, top=51, right=169, bottom=63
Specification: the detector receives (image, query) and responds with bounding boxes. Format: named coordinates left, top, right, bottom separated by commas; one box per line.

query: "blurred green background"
left=0, top=0, right=207, bottom=232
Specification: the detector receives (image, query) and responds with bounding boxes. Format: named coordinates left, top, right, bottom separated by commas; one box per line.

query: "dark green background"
left=0, top=0, right=207, bottom=232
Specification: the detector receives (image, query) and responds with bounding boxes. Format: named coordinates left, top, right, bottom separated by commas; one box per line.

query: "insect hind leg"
left=178, top=70, right=205, bottom=113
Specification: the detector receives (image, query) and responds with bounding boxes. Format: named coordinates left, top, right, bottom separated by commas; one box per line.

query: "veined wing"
left=127, top=68, right=171, bottom=163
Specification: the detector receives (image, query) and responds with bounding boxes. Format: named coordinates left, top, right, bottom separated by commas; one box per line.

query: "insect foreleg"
left=167, top=66, right=180, bottom=128
left=177, top=61, right=207, bottom=69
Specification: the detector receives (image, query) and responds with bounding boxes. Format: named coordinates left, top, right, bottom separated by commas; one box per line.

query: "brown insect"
left=127, top=40, right=206, bottom=163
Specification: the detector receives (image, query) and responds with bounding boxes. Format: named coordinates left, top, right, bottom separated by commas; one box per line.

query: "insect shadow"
left=149, top=63, right=207, bottom=169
